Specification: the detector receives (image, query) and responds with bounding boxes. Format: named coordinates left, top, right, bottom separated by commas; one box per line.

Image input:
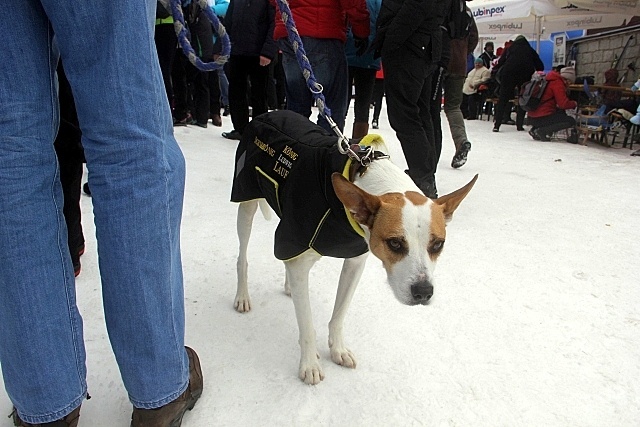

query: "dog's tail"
left=258, top=199, right=272, bottom=221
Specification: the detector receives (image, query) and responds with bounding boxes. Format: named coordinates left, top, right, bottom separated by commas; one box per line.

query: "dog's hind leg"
left=283, top=274, right=291, bottom=297
left=235, top=200, right=259, bottom=313
left=285, top=250, right=323, bottom=384
left=328, top=253, right=368, bottom=369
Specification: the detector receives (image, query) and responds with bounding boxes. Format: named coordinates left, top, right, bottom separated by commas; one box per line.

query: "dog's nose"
left=411, top=282, right=433, bottom=303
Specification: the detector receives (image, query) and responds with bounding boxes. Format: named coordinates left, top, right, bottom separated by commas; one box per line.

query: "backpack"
left=518, top=72, right=548, bottom=112
left=447, top=0, right=473, bottom=40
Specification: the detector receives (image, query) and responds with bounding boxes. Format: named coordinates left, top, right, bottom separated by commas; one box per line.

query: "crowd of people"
left=152, top=0, right=640, bottom=165
left=460, top=37, right=640, bottom=147
left=3, top=0, right=640, bottom=426
left=159, top=0, right=480, bottom=201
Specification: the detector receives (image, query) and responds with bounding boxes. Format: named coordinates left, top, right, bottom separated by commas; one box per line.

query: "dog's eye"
left=429, top=240, right=444, bottom=254
left=386, top=238, right=406, bottom=254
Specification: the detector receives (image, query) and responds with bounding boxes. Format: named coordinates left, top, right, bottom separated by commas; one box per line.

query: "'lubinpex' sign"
left=472, top=5, right=507, bottom=18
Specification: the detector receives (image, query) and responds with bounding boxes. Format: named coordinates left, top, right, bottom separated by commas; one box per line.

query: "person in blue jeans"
left=0, top=1, right=202, bottom=426
left=271, top=0, right=370, bottom=134
left=279, top=38, right=352, bottom=133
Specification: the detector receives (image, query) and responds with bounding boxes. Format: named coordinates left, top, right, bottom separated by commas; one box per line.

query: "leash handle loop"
left=161, top=0, right=231, bottom=71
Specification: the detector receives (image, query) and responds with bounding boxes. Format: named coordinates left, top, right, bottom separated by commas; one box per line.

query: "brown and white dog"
left=231, top=111, right=477, bottom=385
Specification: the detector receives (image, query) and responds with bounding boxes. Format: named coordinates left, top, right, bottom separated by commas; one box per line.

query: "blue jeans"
left=0, top=0, right=188, bottom=423
left=279, top=37, right=348, bottom=133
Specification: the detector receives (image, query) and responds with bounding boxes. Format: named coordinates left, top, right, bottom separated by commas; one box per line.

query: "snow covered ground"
left=2, top=105, right=639, bottom=426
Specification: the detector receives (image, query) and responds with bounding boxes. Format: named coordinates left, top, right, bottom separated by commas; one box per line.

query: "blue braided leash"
left=274, top=0, right=353, bottom=154
left=160, top=0, right=230, bottom=71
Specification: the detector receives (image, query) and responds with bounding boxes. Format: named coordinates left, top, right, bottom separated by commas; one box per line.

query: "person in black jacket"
left=374, top=0, right=451, bottom=199
left=221, top=0, right=277, bottom=140
left=172, top=2, right=215, bottom=127
left=479, top=41, right=495, bottom=70
left=492, top=35, right=544, bottom=132
left=154, top=1, right=177, bottom=111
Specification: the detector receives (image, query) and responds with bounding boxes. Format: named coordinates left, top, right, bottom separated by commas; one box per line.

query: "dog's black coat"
left=231, top=111, right=368, bottom=260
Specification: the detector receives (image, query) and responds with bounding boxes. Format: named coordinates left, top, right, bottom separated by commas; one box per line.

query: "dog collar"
left=341, top=136, right=389, bottom=238
left=345, top=135, right=390, bottom=182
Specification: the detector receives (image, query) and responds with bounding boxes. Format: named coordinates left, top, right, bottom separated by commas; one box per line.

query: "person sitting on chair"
left=462, top=57, right=490, bottom=120
left=527, top=66, right=578, bottom=142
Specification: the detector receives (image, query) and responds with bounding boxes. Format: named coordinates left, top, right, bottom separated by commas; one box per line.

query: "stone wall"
left=568, top=29, right=640, bottom=84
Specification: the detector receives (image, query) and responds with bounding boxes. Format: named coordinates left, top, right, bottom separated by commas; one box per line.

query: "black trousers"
left=209, top=70, right=221, bottom=116
left=494, top=77, right=526, bottom=129
left=347, top=66, right=377, bottom=123
left=55, top=143, right=84, bottom=269
left=55, top=64, right=85, bottom=270
left=528, top=110, right=576, bottom=137
left=172, top=50, right=211, bottom=124
left=228, top=55, right=269, bottom=134
left=371, top=78, right=384, bottom=122
left=154, top=23, right=177, bottom=108
left=267, top=51, right=286, bottom=110
left=383, top=45, right=439, bottom=184
left=463, top=92, right=485, bottom=119
left=429, top=67, right=445, bottom=167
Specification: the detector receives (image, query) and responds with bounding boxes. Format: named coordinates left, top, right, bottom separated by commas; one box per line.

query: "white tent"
left=553, top=0, right=640, bottom=14
left=471, top=0, right=629, bottom=42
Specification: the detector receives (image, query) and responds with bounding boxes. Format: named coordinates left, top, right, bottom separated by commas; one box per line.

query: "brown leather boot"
left=12, top=405, right=80, bottom=427
left=351, top=121, right=369, bottom=139
left=131, top=347, right=203, bottom=427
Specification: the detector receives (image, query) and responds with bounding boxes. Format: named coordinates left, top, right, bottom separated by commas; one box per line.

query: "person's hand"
left=354, top=37, right=369, bottom=57
left=259, top=56, right=271, bottom=67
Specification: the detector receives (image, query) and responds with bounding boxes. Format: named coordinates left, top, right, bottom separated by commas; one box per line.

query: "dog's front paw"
left=299, top=360, right=325, bottom=385
left=329, top=335, right=357, bottom=368
left=330, top=347, right=357, bottom=369
left=234, top=293, right=251, bottom=313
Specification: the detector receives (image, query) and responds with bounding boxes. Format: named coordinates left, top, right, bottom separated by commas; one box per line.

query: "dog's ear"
left=434, top=174, right=478, bottom=223
left=331, top=173, right=380, bottom=229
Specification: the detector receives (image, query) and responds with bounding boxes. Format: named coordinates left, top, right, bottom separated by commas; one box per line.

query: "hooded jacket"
left=495, top=36, right=544, bottom=85
left=527, top=70, right=577, bottom=118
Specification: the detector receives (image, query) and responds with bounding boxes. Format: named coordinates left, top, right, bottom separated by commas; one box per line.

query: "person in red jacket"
left=527, top=66, right=578, bottom=142
left=272, top=0, right=369, bottom=133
